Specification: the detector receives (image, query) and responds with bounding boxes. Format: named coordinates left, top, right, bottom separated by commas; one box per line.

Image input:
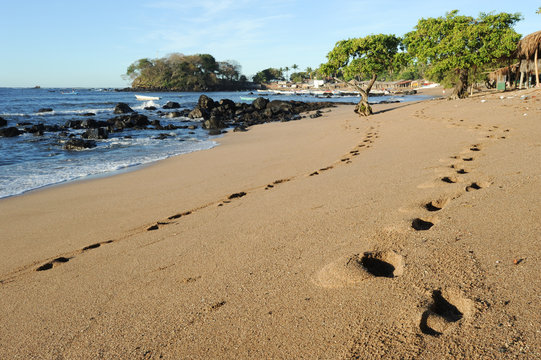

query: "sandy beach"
left=1, top=88, right=540, bottom=358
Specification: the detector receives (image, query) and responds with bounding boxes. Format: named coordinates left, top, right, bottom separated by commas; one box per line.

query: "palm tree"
left=284, top=66, right=290, bottom=81
left=306, top=67, right=313, bottom=80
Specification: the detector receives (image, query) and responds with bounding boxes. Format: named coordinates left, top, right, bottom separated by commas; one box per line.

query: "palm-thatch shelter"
left=515, top=30, right=541, bottom=87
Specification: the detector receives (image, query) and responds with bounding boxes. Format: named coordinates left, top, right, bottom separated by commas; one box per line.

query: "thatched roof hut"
left=516, top=30, right=541, bottom=60
left=515, top=30, right=541, bottom=87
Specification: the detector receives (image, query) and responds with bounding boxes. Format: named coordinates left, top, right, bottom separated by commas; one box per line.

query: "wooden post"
left=535, top=48, right=539, bottom=88
left=519, top=71, right=524, bottom=89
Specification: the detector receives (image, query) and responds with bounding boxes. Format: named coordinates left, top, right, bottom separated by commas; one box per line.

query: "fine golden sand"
left=1, top=88, right=540, bottom=358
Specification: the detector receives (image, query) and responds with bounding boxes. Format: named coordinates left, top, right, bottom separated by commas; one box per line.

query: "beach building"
left=515, top=30, right=541, bottom=88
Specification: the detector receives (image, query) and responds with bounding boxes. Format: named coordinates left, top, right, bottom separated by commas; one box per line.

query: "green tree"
left=126, top=53, right=246, bottom=91
left=320, top=34, right=403, bottom=116
left=537, top=7, right=541, bottom=14
left=291, top=64, right=299, bottom=80
left=252, top=68, right=283, bottom=83
left=404, top=11, right=521, bottom=98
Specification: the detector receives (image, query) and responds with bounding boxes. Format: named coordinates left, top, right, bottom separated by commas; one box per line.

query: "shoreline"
left=1, top=89, right=540, bottom=358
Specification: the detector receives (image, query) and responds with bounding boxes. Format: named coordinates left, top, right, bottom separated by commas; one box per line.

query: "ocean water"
left=0, top=88, right=430, bottom=198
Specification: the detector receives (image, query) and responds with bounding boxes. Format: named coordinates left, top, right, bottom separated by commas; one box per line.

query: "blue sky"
left=1, top=0, right=539, bottom=87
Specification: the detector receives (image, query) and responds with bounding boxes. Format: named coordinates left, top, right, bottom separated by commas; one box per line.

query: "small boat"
left=240, top=96, right=256, bottom=101
left=135, top=94, right=160, bottom=101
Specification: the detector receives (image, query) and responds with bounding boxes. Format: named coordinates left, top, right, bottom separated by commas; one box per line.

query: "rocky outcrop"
left=107, top=114, right=149, bottom=129
left=63, top=138, right=97, bottom=150
left=0, top=117, right=7, bottom=127
left=113, top=103, right=134, bottom=114
left=0, top=127, right=21, bottom=137
left=198, top=95, right=216, bottom=111
left=188, top=94, right=337, bottom=130
left=37, top=108, right=53, bottom=113
left=163, top=101, right=181, bottom=109
left=82, top=128, right=109, bottom=140
left=252, top=97, right=268, bottom=110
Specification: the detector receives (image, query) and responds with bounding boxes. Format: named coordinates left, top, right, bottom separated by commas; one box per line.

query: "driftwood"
left=333, top=74, right=377, bottom=116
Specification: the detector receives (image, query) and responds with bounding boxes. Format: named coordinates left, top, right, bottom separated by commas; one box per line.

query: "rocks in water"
left=113, top=102, right=134, bottom=114
left=165, top=111, right=183, bottom=118
left=37, top=108, right=53, bottom=113
left=25, top=123, right=45, bottom=134
left=154, top=133, right=172, bottom=140
left=0, top=127, right=22, bottom=137
left=198, top=94, right=216, bottom=111
left=0, top=117, right=7, bottom=127
left=163, top=101, right=181, bottom=109
left=188, top=107, right=207, bottom=119
left=63, top=138, right=97, bottom=150
left=267, top=100, right=293, bottom=114
left=202, top=116, right=225, bottom=130
left=144, top=106, right=157, bottom=111
left=252, top=97, right=269, bottom=110
left=82, top=128, right=109, bottom=140
left=107, top=113, right=149, bottom=129
left=80, top=112, right=95, bottom=116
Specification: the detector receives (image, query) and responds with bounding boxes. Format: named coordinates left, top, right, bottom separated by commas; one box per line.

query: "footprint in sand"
left=425, top=197, right=451, bottom=212
left=315, top=251, right=404, bottom=288
left=419, top=289, right=473, bottom=336
left=412, top=217, right=436, bottom=231
left=36, top=257, right=71, bottom=272
left=441, top=175, right=459, bottom=184
left=465, top=181, right=491, bottom=192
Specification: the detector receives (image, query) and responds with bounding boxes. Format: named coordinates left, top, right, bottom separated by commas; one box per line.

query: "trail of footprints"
left=318, top=123, right=509, bottom=340
left=9, top=122, right=380, bottom=277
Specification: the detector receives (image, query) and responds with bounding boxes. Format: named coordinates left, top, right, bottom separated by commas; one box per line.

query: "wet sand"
left=1, top=88, right=540, bottom=358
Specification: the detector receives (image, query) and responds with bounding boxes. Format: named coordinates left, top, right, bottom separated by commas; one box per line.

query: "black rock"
left=81, top=119, right=98, bottom=128
left=144, top=106, right=157, bottom=111
left=207, top=129, right=222, bottom=135
left=37, top=108, right=53, bottom=113
left=63, top=138, right=97, bottom=150
left=26, top=124, right=45, bottom=133
left=154, top=133, right=171, bottom=140
left=0, top=127, right=21, bottom=137
left=113, top=102, right=134, bottom=114
left=163, top=101, right=181, bottom=109
left=80, top=112, right=96, bottom=116
left=197, top=94, right=215, bottom=110
left=165, top=111, right=183, bottom=118
left=218, top=99, right=235, bottom=110
left=82, top=128, right=109, bottom=140
left=202, top=115, right=225, bottom=130
left=267, top=100, right=293, bottom=114
left=188, top=107, right=208, bottom=119
left=0, top=117, right=7, bottom=127
left=233, top=125, right=248, bottom=132
left=65, top=120, right=83, bottom=129
left=253, top=97, right=269, bottom=110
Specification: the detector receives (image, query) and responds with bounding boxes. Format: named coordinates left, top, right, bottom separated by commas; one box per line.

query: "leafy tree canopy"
left=403, top=10, right=522, bottom=98
left=125, top=53, right=245, bottom=91
left=319, top=34, right=403, bottom=81
left=252, top=68, right=284, bottom=83
left=319, top=34, right=404, bottom=115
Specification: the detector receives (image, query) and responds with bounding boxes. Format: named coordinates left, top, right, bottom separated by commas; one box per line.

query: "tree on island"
left=319, top=34, right=404, bottom=116
left=125, top=53, right=246, bottom=91
left=404, top=11, right=521, bottom=99
left=252, top=68, right=284, bottom=83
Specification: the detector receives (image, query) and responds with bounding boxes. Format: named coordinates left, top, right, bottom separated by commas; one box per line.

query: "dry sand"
left=1, top=88, right=540, bottom=359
